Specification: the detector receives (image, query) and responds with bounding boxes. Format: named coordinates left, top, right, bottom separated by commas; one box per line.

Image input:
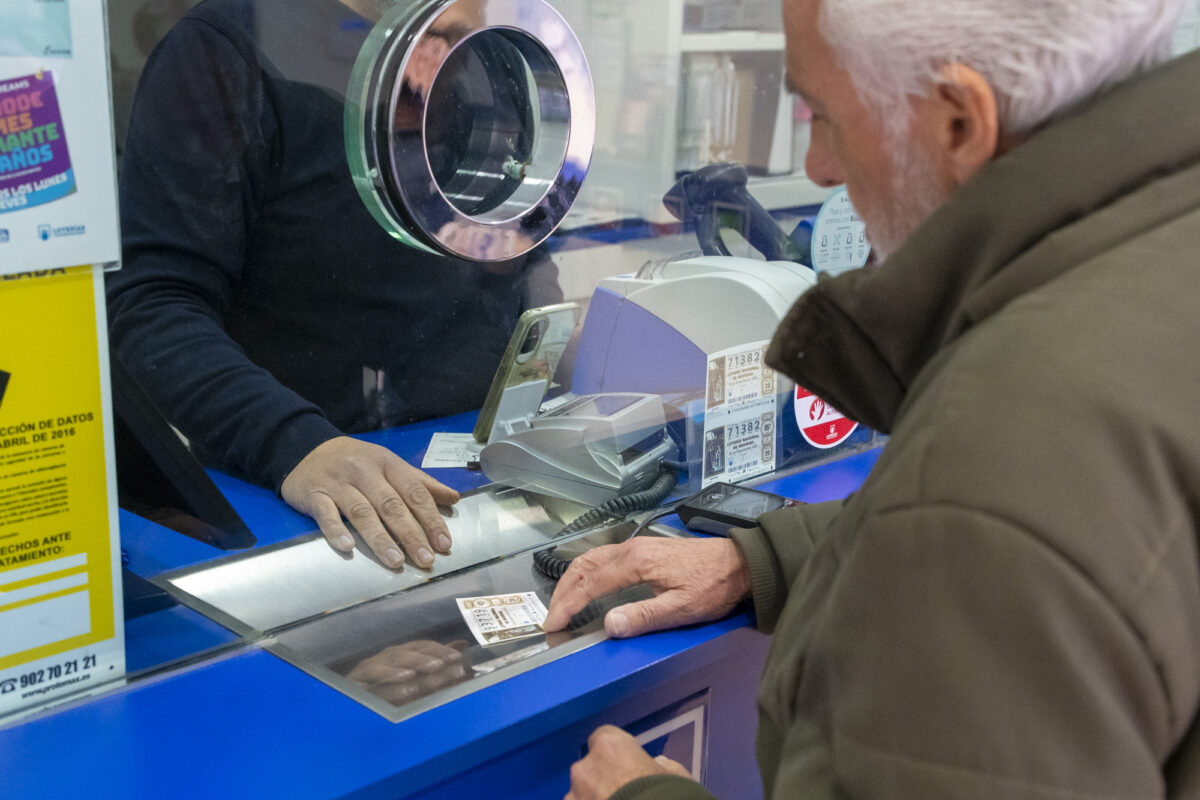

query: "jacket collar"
left=766, top=49, right=1200, bottom=433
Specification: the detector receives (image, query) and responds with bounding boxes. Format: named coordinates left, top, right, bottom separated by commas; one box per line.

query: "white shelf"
left=562, top=172, right=827, bottom=231
left=680, top=31, right=785, bottom=52
left=747, top=173, right=828, bottom=210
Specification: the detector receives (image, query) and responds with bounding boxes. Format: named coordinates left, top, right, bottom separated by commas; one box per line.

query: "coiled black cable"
left=533, top=464, right=678, bottom=580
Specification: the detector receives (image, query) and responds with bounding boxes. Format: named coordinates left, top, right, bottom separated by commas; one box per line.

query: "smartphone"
left=675, top=482, right=802, bottom=535
left=473, top=302, right=581, bottom=443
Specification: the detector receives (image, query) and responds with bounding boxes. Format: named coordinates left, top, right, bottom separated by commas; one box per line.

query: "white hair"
left=819, top=0, right=1190, bottom=136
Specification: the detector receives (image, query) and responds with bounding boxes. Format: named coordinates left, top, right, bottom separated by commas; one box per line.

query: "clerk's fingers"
left=347, top=660, right=418, bottom=685
left=379, top=647, right=447, bottom=674
left=348, top=641, right=465, bottom=687
left=281, top=438, right=460, bottom=569
left=367, top=660, right=468, bottom=705
left=316, top=480, right=405, bottom=569
left=417, top=470, right=462, bottom=508
left=544, top=543, right=643, bottom=632
left=416, top=661, right=467, bottom=692
left=349, top=474, right=435, bottom=569
left=370, top=679, right=427, bottom=705
left=406, top=639, right=464, bottom=663
left=382, top=460, right=455, bottom=556
left=299, top=491, right=357, bottom=552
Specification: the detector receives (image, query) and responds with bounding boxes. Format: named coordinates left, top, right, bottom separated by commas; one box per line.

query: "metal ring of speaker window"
left=345, top=0, right=593, bottom=262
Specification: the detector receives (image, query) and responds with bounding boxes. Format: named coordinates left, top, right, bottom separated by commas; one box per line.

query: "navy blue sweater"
left=108, top=0, right=560, bottom=491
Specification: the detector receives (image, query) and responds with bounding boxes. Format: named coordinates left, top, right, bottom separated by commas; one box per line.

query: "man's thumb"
left=605, top=597, right=677, bottom=638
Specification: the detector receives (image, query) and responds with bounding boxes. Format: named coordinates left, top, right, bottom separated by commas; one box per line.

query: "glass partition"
left=95, top=0, right=1200, bottom=723
left=28, top=0, right=1187, bottom=723
left=94, top=0, right=865, bottom=719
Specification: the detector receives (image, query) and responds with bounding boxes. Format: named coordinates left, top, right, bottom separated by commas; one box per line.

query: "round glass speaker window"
left=345, top=0, right=593, bottom=262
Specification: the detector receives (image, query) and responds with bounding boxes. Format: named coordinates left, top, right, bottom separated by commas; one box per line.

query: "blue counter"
left=0, top=418, right=879, bottom=800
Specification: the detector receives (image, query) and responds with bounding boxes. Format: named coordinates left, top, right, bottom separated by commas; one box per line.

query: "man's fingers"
left=587, top=724, right=634, bottom=749
left=544, top=543, right=645, bottom=632
left=549, top=538, right=753, bottom=634
left=654, top=756, right=691, bottom=778
left=604, top=592, right=690, bottom=638
left=547, top=544, right=628, bottom=633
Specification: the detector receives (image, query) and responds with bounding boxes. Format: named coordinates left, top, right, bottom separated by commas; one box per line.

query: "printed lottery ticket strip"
left=702, top=342, right=777, bottom=488
left=457, top=593, right=549, bottom=647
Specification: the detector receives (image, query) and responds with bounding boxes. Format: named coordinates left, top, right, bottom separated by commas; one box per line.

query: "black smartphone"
left=676, top=482, right=802, bottom=535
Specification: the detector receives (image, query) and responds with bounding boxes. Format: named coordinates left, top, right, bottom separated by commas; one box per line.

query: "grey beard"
left=870, top=143, right=949, bottom=263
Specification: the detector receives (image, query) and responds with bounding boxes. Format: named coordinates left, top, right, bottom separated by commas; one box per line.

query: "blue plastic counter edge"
left=0, top=445, right=879, bottom=799
left=1, top=612, right=755, bottom=798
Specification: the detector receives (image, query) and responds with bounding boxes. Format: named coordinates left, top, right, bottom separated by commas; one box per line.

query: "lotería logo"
left=0, top=370, right=8, bottom=410
left=37, top=224, right=86, bottom=240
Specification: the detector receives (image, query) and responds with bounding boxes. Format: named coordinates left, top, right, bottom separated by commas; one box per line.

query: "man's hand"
left=543, top=537, right=752, bottom=638
left=281, top=436, right=460, bottom=569
left=566, top=725, right=694, bottom=800
left=347, top=639, right=468, bottom=705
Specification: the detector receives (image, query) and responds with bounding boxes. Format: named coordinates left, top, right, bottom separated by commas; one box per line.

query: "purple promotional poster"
left=0, top=71, right=75, bottom=214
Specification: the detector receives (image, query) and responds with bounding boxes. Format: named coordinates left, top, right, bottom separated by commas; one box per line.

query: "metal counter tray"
left=155, top=486, right=674, bottom=722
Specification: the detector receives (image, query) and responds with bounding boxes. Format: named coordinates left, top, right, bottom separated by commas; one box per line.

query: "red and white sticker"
left=794, top=385, right=858, bottom=449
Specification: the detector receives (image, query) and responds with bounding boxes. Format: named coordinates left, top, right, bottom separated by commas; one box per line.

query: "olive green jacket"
left=614, top=49, right=1200, bottom=800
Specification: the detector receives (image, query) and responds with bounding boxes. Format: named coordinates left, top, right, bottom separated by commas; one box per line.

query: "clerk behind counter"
left=107, top=0, right=562, bottom=570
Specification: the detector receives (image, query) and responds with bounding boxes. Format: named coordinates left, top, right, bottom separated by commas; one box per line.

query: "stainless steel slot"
left=159, top=485, right=591, bottom=634
left=162, top=511, right=681, bottom=723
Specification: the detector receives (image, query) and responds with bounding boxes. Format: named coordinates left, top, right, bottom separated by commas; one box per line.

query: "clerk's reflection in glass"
left=345, top=639, right=470, bottom=706
left=108, top=0, right=561, bottom=569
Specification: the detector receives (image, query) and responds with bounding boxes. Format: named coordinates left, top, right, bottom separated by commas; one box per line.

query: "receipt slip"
left=456, top=592, right=548, bottom=647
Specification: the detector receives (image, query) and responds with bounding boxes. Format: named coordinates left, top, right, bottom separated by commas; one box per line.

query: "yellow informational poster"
left=0, top=264, right=124, bottom=720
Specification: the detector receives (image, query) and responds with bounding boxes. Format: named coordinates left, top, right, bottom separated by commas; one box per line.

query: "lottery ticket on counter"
left=455, top=592, right=548, bottom=647
left=702, top=341, right=777, bottom=488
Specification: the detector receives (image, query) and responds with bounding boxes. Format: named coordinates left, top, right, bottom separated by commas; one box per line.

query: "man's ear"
left=933, top=64, right=1000, bottom=186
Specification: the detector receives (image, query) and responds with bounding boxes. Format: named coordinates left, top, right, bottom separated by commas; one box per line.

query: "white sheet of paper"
left=421, top=432, right=483, bottom=469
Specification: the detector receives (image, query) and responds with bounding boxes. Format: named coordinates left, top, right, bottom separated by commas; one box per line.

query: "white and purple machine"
left=479, top=255, right=874, bottom=504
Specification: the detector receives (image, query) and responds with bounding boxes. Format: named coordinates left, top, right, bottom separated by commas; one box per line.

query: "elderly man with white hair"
left=547, top=0, right=1200, bottom=798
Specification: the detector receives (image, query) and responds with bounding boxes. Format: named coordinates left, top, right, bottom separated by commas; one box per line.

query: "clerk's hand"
left=281, top=436, right=459, bottom=569
left=566, top=725, right=694, bottom=800
left=543, top=537, right=752, bottom=638
left=347, top=639, right=469, bottom=705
